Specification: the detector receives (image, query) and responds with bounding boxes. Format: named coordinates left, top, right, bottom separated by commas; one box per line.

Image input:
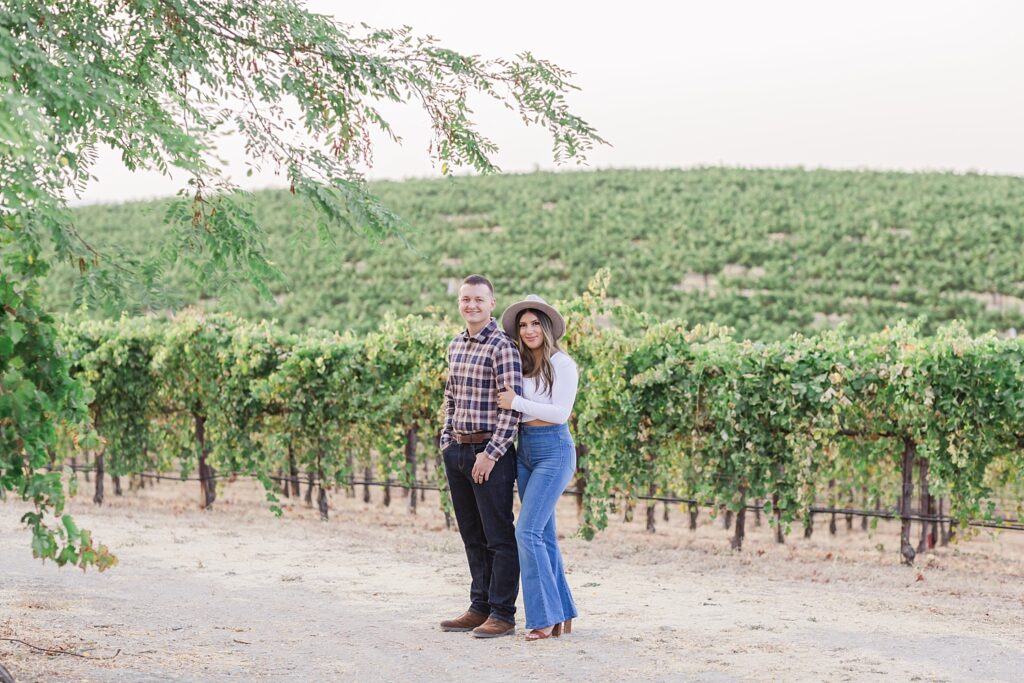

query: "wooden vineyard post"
left=406, top=426, right=418, bottom=515
left=362, top=465, right=371, bottom=503
left=804, top=509, right=814, bottom=538
left=688, top=504, right=699, bottom=531
left=917, top=456, right=930, bottom=554
left=723, top=508, right=733, bottom=530
left=663, top=500, right=670, bottom=523
left=305, top=470, right=314, bottom=506
left=113, top=474, right=122, bottom=496
left=900, top=437, right=917, bottom=565
left=754, top=498, right=762, bottom=528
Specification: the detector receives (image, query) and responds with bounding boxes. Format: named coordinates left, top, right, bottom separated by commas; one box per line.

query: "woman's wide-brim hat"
left=501, top=294, right=566, bottom=341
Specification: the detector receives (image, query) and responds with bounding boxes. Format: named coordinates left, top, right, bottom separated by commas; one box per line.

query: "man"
left=439, top=274, right=523, bottom=638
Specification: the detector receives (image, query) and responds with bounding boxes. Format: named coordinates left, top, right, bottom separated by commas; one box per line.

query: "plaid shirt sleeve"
left=484, top=341, right=523, bottom=462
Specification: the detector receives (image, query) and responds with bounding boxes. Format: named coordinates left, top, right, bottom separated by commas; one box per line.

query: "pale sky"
left=76, top=0, right=1024, bottom=205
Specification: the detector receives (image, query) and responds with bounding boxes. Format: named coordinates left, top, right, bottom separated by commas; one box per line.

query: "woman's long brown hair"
left=514, top=308, right=561, bottom=397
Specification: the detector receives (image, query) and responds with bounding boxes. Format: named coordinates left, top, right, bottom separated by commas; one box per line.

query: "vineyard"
left=50, top=167, right=1024, bottom=340
left=51, top=274, right=1024, bottom=567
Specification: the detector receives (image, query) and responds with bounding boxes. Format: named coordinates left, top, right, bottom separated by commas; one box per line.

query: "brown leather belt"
left=455, top=432, right=492, bottom=445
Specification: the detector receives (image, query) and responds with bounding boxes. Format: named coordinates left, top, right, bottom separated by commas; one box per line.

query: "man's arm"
left=483, top=342, right=523, bottom=462
left=440, top=345, right=455, bottom=451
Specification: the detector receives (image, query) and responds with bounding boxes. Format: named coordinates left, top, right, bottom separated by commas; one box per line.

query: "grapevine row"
left=56, top=280, right=1024, bottom=564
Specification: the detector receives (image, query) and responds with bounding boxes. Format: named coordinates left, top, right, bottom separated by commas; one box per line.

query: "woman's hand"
left=497, top=387, right=516, bottom=410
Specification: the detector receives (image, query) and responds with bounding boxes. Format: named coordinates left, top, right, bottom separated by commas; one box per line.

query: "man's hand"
left=471, top=453, right=496, bottom=484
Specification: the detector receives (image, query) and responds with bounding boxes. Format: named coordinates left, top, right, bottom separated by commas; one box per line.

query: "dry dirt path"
left=2, top=479, right=1023, bottom=682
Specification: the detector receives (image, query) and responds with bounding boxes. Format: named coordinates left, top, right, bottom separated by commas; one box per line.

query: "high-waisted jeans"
left=516, top=423, right=579, bottom=630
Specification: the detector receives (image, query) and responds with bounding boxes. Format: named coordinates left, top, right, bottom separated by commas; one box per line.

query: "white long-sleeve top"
left=511, top=351, right=578, bottom=424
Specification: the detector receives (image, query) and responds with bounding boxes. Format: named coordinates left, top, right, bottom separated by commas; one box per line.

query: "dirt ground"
left=2, top=476, right=1023, bottom=683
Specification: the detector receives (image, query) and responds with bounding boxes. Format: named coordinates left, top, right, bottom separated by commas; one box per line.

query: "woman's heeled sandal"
left=562, top=618, right=572, bottom=635
left=526, top=628, right=554, bottom=641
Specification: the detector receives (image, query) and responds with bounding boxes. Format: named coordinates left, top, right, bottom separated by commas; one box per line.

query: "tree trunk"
left=289, top=445, right=300, bottom=497
left=723, top=508, right=733, bottom=530
left=113, top=474, right=122, bottom=496
left=362, top=465, right=371, bottom=503
left=928, top=491, right=938, bottom=550
left=383, top=475, right=392, bottom=507
left=436, top=450, right=452, bottom=530
left=861, top=487, right=869, bottom=531
left=845, top=492, right=854, bottom=531
left=688, top=504, right=699, bottom=531
left=939, top=497, right=950, bottom=546
left=772, top=492, right=784, bottom=544
left=645, top=484, right=657, bottom=533
left=406, top=427, right=418, bottom=515
left=317, top=451, right=329, bottom=521
left=917, top=456, right=930, bottom=554
left=828, top=479, right=837, bottom=535
left=83, top=451, right=90, bottom=483
left=93, top=452, right=105, bottom=505
left=731, top=491, right=748, bottom=550
left=900, top=437, right=917, bottom=565
left=575, top=443, right=588, bottom=519
left=317, top=482, right=329, bottom=520
left=804, top=511, right=814, bottom=538
left=663, top=500, right=670, bottom=523
left=754, top=498, right=762, bottom=527
left=194, top=411, right=216, bottom=510
left=277, top=468, right=288, bottom=497
left=70, top=455, right=78, bottom=495
left=305, top=470, right=314, bottom=506
left=345, top=451, right=355, bottom=498
left=420, top=455, right=427, bottom=502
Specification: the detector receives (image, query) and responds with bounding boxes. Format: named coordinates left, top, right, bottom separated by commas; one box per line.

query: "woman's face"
left=518, top=311, right=545, bottom=350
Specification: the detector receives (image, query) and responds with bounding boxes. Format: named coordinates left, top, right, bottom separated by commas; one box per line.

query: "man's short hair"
left=461, top=274, right=494, bottom=295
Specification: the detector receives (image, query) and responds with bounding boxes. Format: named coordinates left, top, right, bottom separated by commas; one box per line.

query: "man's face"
left=458, top=283, right=496, bottom=328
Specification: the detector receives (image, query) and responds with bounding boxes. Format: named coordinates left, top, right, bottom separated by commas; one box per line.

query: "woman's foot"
left=525, top=625, right=557, bottom=641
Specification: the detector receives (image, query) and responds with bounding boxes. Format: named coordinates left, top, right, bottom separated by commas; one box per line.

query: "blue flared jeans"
left=516, top=423, right=579, bottom=630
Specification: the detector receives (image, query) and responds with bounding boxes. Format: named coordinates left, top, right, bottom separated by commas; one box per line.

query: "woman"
left=497, top=294, right=579, bottom=641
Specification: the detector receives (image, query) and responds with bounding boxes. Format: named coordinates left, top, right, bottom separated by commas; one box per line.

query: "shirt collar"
left=462, top=318, right=498, bottom=343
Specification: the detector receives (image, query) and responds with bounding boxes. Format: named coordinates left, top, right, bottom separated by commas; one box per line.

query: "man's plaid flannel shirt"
left=440, top=319, right=523, bottom=461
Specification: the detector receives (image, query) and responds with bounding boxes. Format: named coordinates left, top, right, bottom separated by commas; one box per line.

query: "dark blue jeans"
left=443, top=441, right=520, bottom=625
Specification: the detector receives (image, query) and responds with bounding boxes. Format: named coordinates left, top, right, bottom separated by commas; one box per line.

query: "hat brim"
left=501, top=300, right=566, bottom=341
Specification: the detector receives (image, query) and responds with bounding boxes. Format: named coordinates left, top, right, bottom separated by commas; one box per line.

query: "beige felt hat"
left=501, top=294, right=566, bottom=341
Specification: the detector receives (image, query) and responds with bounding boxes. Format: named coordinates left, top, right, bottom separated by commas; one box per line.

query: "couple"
left=438, top=274, right=579, bottom=641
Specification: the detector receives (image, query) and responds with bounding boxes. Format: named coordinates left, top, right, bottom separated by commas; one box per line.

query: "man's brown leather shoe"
left=440, top=610, right=488, bottom=632
left=471, top=617, right=515, bottom=638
